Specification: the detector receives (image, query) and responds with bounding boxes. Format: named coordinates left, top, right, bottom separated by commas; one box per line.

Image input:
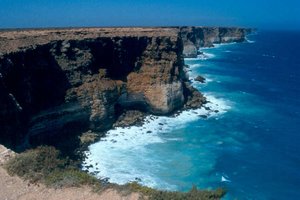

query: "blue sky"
left=0, top=0, right=299, bottom=29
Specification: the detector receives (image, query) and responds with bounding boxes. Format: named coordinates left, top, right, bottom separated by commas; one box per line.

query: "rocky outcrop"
left=0, top=28, right=184, bottom=147
left=180, top=27, right=251, bottom=57
left=0, top=27, right=249, bottom=148
left=113, top=110, right=145, bottom=127
left=194, top=75, right=206, bottom=83
left=183, top=82, right=207, bottom=109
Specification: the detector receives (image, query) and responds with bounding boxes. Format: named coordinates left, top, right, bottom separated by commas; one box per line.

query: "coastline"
left=0, top=26, right=249, bottom=150
left=0, top=26, right=251, bottom=199
left=82, top=41, right=241, bottom=190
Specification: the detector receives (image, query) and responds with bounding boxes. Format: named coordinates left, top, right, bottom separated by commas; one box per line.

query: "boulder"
left=194, top=75, right=206, bottom=83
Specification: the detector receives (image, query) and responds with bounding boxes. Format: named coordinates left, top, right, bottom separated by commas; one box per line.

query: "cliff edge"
left=180, top=26, right=251, bottom=57
left=0, top=27, right=249, bottom=148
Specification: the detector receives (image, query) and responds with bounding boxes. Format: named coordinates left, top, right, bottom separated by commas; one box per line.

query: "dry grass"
left=5, top=146, right=101, bottom=189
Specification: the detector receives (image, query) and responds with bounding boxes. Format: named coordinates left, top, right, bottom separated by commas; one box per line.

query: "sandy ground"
left=0, top=145, right=140, bottom=200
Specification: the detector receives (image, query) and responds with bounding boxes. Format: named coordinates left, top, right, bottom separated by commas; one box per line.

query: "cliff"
left=180, top=27, right=251, bottom=57
left=0, top=27, right=249, bottom=149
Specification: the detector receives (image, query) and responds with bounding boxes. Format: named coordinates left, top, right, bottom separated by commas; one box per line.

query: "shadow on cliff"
left=88, top=37, right=148, bottom=80
left=0, top=44, right=86, bottom=157
left=0, top=37, right=150, bottom=158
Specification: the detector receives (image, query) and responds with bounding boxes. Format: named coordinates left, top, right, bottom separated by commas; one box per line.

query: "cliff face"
left=0, top=27, right=249, bottom=148
left=180, top=27, right=251, bottom=57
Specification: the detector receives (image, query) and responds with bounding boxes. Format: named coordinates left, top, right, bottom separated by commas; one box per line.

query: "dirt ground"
left=0, top=145, right=140, bottom=200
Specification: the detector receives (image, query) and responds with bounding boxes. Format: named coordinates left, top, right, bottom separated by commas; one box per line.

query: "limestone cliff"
left=180, top=27, right=251, bottom=57
left=0, top=27, right=249, bottom=148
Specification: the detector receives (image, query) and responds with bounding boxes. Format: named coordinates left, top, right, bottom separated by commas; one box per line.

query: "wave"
left=246, top=38, right=255, bottom=43
left=212, top=42, right=237, bottom=49
left=187, top=63, right=202, bottom=68
left=184, top=52, right=215, bottom=61
left=82, top=41, right=235, bottom=189
left=245, top=35, right=256, bottom=43
left=198, top=52, right=215, bottom=60
left=190, top=74, right=213, bottom=85
left=184, top=57, right=202, bottom=61
left=82, top=94, right=231, bottom=188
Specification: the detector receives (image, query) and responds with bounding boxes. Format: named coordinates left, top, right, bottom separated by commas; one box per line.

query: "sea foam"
left=184, top=52, right=215, bottom=61
left=245, top=37, right=255, bottom=43
left=82, top=94, right=231, bottom=188
left=82, top=44, right=232, bottom=189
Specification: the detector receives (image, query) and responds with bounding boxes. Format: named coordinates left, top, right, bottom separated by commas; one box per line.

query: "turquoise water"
left=83, top=31, right=300, bottom=199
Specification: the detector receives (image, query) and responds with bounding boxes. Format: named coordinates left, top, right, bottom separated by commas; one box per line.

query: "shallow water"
left=83, top=31, right=300, bottom=199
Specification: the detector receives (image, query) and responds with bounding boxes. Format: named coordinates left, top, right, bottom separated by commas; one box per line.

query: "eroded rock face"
left=0, top=27, right=249, bottom=148
left=180, top=27, right=251, bottom=57
left=183, top=82, right=207, bottom=109
left=183, top=43, right=198, bottom=58
left=0, top=28, right=184, bottom=147
left=126, top=36, right=185, bottom=114
left=113, top=110, right=145, bottom=127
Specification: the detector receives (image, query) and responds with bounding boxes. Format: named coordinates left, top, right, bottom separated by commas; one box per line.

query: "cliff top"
left=0, top=26, right=250, bottom=54
left=0, top=27, right=181, bottom=54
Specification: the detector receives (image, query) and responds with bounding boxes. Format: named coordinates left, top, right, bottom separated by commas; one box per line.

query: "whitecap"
left=187, top=63, right=202, bottom=68
left=245, top=37, right=255, bottom=43
left=221, top=176, right=231, bottom=182
left=82, top=44, right=235, bottom=190
left=184, top=57, right=203, bottom=61
left=184, top=52, right=215, bottom=61
left=198, top=52, right=215, bottom=60
left=82, top=94, right=231, bottom=188
left=212, top=42, right=237, bottom=48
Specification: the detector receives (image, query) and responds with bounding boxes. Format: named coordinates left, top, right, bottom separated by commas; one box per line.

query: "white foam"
left=199, top=46, right=213, bottom=50
left=221, top=175, right=231, bottom=182
left=198, top=52, right=215, bottom=60
left=212, top=42, right=237, bottom=48
left=184, top=57, right=203, bottom=61
left=184, top=52, right=215, bottom=61
left=183, top=61, right=213, bottom=84
left=82, top=94, right=231, bottom=188
left=245, top=37, right=255, bottom=43
left=188, top=63, right=202, bottom=68
left=204, top=76, right=214, bottom=83
left=83, top=44, right=234, bottom=189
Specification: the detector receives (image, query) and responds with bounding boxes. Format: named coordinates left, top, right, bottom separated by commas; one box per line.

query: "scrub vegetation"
left=5, top=146, right=225, bottom=199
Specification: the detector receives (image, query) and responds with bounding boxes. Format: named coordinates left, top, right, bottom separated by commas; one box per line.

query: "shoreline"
left=0, top=27, right=251, bottom=199
left=0, top=144, right=225, bottom=200
left=82, top=41, right=237, bottom=190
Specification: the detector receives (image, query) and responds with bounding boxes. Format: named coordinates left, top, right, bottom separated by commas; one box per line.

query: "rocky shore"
left=0, top=27, right=250, bottom=152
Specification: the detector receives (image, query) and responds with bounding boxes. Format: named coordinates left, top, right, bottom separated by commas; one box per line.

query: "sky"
left=0, top=0, right=299, bottom=30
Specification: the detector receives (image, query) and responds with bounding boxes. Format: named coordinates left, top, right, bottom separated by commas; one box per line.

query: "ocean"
left=83, top=31, right=300, bottom=199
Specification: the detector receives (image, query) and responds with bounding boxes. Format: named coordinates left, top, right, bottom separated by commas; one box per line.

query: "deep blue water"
left=185, top=31, right=300, bottom=199
left=84, top=31, right=300, bottom=199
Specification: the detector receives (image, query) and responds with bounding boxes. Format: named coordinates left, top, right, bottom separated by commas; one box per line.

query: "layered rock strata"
left=0, top=27, right=249, bottom=148
left=180, top=27, right=251, bottom=57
